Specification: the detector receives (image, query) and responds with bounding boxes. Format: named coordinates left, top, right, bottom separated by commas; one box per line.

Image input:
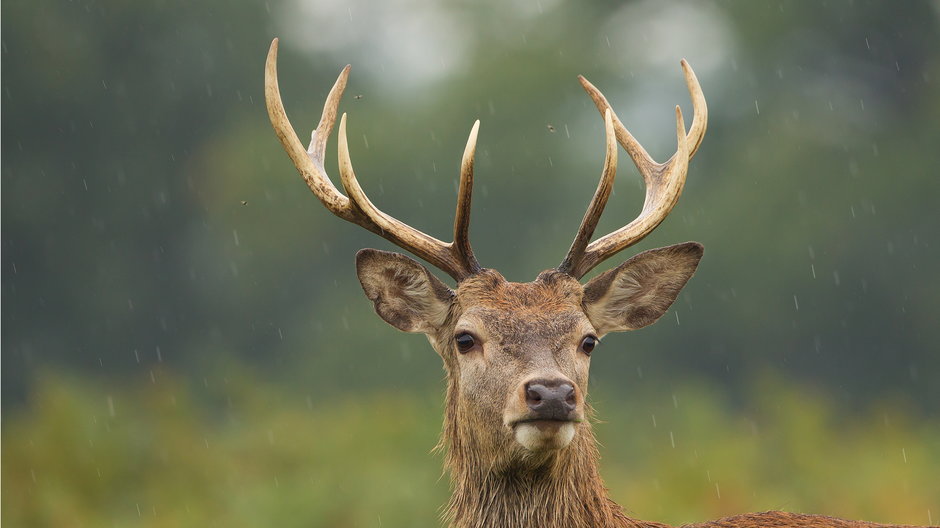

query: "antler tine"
left=308, top=64, right=349, bottom=168
left=337, top=114, right=478, bottom=279
left=579, top=60, right=707, bottom=167
left=680, top=59, right=708, bottom=158
left=453, top=121, right=482, bottom=273
left=562, top=61, right=705, bottom=279
left=266, top=38, right=481, bottom=282
left=558, top=109, right=618, bottom=276
left=265, top=38, right=353, bottom=221
left=577, top=75, right=658, bottom=182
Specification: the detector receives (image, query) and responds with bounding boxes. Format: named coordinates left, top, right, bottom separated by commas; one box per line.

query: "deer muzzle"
left=508, top=376, right=583, bottom=451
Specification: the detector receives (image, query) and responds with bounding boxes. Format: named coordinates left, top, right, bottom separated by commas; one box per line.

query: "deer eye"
left=455, top=332, right=476, bottom=353
left=579, top=335, right=598, bottom=356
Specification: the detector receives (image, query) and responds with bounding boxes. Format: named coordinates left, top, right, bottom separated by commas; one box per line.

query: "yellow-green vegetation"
left=4, top=372, right=937, bottom=528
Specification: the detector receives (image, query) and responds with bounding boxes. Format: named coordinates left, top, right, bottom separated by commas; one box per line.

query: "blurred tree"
left=3, top=0, right=938, bottom=411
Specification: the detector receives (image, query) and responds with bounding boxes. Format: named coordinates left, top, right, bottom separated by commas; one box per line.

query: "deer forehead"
left=456, top=270, right=583, bottom=307
left=453, top=270, right=592, bottom=346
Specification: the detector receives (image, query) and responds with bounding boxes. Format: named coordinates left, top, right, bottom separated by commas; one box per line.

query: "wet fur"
left=356, top=248, right=931, bottom=528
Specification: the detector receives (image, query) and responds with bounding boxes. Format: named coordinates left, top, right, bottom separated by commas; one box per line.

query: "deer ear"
left=355, top=249, right=455, bottom=334
left=582, top=242, right=703, bottom=335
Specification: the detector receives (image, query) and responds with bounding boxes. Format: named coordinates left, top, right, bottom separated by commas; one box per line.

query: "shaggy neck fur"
left=439, top=380, right=663, bottom=528
left=436, top=379, right=923, bottom=528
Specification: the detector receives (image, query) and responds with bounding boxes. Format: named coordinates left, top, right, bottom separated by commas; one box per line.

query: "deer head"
left=265, top=38, right=707, bottom=527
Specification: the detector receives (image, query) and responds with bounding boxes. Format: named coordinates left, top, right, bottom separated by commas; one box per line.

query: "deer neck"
left=441, top=400, right=648, bottom=528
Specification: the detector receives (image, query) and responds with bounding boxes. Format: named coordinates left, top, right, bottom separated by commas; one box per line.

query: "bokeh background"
left=3, top=0, right=939, bottom=526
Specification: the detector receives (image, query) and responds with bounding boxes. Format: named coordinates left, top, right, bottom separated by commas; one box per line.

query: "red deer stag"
left=264, top=38, right=929, bottom=528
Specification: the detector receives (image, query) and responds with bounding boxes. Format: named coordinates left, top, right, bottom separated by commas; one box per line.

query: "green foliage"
left=4, top=371, right=937, bottom=527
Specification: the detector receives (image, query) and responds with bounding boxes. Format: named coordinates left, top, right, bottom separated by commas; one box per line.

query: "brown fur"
left=437, top=270, right=635, bottom=528
left=355, top=248, right=931, bottom=528
left=680, top=511, right=927, bottom=528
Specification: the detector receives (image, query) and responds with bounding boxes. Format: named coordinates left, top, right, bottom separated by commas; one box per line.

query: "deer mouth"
left=513, top=418, right=578, bottom=428
left=511, top=419, right=578, bottom=451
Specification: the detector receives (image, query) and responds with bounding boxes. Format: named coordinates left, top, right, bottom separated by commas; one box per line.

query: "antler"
left=558, top=60, right=707, bottom=279
left=265, top=38, right=481, bottom=281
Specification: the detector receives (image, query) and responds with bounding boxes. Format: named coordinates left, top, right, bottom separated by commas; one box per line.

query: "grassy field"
left=4, top=371, right=938, bottom=527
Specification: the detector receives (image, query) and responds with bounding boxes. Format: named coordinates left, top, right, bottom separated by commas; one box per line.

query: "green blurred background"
left=3, top=0, right=939, bottom=526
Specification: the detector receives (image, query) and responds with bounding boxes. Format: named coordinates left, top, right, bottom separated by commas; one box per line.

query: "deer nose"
left=524, top=379, right=577, bottom=420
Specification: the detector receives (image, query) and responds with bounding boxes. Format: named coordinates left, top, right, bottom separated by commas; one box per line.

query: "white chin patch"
left=514, top=421, right=576, bottom=451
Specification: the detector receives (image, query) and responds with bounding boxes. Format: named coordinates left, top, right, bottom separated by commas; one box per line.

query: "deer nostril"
left=526, top=384, right=545, bottom=409
left=561, top=383, right=576, bottom=408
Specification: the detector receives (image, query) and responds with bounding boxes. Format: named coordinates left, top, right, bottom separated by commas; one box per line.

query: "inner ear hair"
left=582, top=242, right=703, bottom=334
left=356, top=249, right=455, bottom=334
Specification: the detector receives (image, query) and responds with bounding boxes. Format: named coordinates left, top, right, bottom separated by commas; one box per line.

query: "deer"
left=263, top=38, right=930, bottom=528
